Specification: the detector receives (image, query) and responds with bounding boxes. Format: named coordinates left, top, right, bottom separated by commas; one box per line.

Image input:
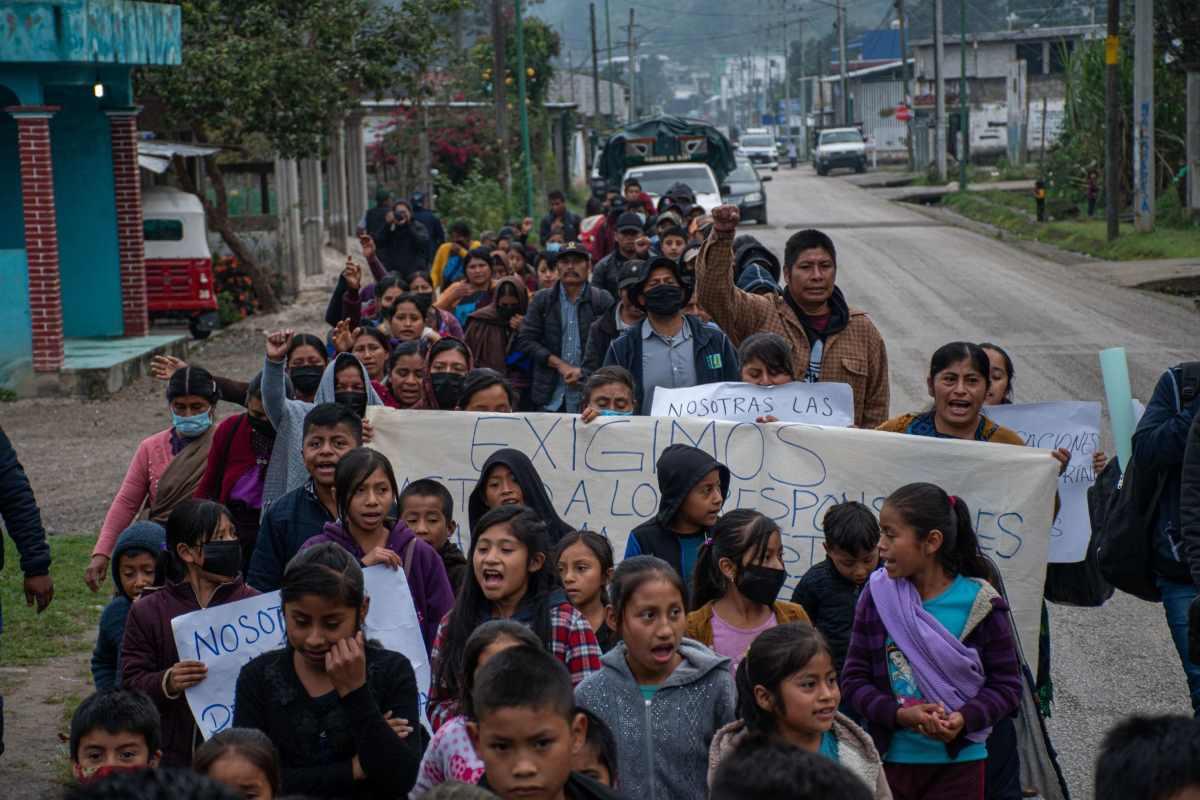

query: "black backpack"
left=1092, top=363, right=1200, bottom=602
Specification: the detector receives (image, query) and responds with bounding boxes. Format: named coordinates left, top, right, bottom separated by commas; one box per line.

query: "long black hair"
left=193, top=728, right=281, bottom=797
left=883, top=482, right=990, bottom=579
left=735, top=623, right=834, bottom=735
left=737, top=333, right=793, bottom=378
left=286, top=333, right=329, bottom=366
left=459, top=620, right=543, bottom=717
left=553, top=530, right=615, bottom=604
left=692, top=509, right=780, bottom=609
left=460, top=368, right=516, bottom=409
left=159, top=499, right=233, bottom=583
left=979, top=342, right=1014, bottom=403
left=333, top=447, right=399, bottom=525
left=281, top=541, right=366, bottom=613
left=928, top=341, right=991, bottom=387
left=432, top=505, right=559, bottom=708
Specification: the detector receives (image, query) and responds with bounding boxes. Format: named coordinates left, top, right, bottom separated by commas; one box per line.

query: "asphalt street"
left=747, top=166, right=1197, bottom=798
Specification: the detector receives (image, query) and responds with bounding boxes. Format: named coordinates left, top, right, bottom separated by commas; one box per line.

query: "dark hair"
left=884, top=482, right=989, bottom=579
left=286, top=333, right=329, bottom=366
left=460, top=620, right=544, bottom=715
left=351, top=325, right=391, bottom=353
left=582, top=365, right=636, bottom=409
left=400, top=477, right=454, bottom=520
left=466, top=246, right=493, bottom=268
left=450, top=220, right=472, bottom=237
left=301, top=402, right=364, bottom=441
left=547, top=190, right=566, bottom=202
left=374, top=272, right=408, bottom=302
left=737, top=333, right=793, bottom=378
left=409, top=270, right=434, bottom=289
left=692, top=509, right=780, bottom=609
left=386, top=291, right=432, bottom=324
left=608, top=555, right=686, bottom=631
left=160, top=500, right=234, bottom=583
left=393, top=199, right=412, bottom=213
left=928, top=341, right=991, bottom=387
left=579, top=708, right=619, bottom=785
left=734, top=623, right=834, bottom=736
left=783, top=229, right=837, bottom=274
left=623, top=177, right=641, bottom=190
left=167, top=365, right=219, bottom=404
left=472, top=645, right=575, bottom=723
left=333, top=447, right=399, bottom=523
left=1094, top=715, right=1200, bottom=800
left=979, top=342, right=1014, bottom=403
left=659, top=225, right=688, bottom=242
left=64, top=768, right=241, bottom=800
left=280, top=541, right=366, bottom=611
left=495, top=279, right=523, bottom=304
left=434, top=505, right=558, bottom=706
left=192, top=728, right=281, bottom=797
left=710, top=734, right=872, bottom=800
left=459, top=368, right=515, bottom=409
left=822, top=501, right=880, bottom=555
left=428, top=337, right=471, bottom=368
left=386, top=340, right=424, bottom=375
left=245, top=369, right=293, bottom=404
left=553, top=530, right=614, bottom=604
left=70, top=689, right=162, bottom=762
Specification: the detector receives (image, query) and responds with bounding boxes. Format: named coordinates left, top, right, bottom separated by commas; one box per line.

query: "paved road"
left=749, top=167, right=1197, bottom=798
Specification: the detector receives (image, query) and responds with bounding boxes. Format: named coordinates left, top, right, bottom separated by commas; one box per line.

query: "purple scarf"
left=869, top=569, right=991, bottom=743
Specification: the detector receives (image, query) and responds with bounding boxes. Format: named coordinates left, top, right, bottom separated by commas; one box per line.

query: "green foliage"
left=471, top=14, right=561, bottom=106
left=433, top=167, right=514, bottom=235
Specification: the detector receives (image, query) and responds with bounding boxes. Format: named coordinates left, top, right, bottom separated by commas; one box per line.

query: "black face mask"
left=334, top=390, right=367, bottom=417
left=289, top=365, right=324, bottom=396
left=736, top=565, right=788, bottom=606
left=246, top=414, right=275, bottom=438
left=497, top=304, right=519, bottom=322
left=413, top=291, right=434, bottom=306
left=430, top=372, right=465, bottom=409
left=642, top=284, right=685, bottom=316
left=200, top=540, right=242, bottom=579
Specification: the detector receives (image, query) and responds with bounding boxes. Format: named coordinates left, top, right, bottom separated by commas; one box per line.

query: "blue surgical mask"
left=171, top=410, right=213, bottom=437
left=547, top=242, right=562, bottom=253
left=598, top=409, right=633, bottom=417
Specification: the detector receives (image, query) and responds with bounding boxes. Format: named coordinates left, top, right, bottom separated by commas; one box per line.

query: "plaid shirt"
left=695, top=228, right=890, bottom=428
left=426, top=602, right=602, bottom=732
left=840, top=580, right=1022, bottom=760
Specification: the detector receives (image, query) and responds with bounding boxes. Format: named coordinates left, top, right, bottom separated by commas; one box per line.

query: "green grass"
left=942, top=190, right=1200, bottom=261
left=0, top=534, right=104, bottom=665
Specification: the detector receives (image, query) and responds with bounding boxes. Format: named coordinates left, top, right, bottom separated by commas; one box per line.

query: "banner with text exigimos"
left=367, top=408, right=1060, bottom=666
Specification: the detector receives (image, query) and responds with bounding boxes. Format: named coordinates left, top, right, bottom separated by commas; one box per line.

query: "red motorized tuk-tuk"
left=143, top=186, right=219, bottom=339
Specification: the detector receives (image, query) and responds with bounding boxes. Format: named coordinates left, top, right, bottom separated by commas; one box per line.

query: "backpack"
left=1092, top=362, right=1200, bottom=602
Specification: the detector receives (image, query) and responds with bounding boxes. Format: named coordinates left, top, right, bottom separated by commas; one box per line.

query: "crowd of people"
left=1, top=183, right=1199, bottom=800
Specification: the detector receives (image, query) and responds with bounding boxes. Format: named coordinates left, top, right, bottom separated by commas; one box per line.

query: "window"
left=1016, top=42, right=1044, bottom=75
left=1049, top=40, right=1074, bottom=74
left=143, top=219, right=184, bottom=241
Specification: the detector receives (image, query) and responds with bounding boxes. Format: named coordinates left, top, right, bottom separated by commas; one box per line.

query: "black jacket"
left=0, top=426, right=49, bottom=579
left=540, top=210, right=583, bottom=243
left=234, top=644, right=421, bottom=800
left=517, top=284, right=614, bottom=408
left=790, top=558, right=863, bottom=671
left=362, top=204, right=391, bottom=239
left=468, top=448, right=572, bottom=545
left=439, top=540, right=469, bottom=595
left=412, top=205, right=445, bottom=253
left=591, top=249, right=631, bottom=298
left=1178, top=413, right=1200, bottom=588
left=582, top=306, right=622, bottom=377
left=375, top=219, right=430, bottom=280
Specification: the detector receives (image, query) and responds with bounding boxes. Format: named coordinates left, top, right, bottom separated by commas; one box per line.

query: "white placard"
left=984, top=401, right=1102, bottom=563
left=171, top=565, right=431, bottom=739
left=650, top=381, right=854, bottom=427
left=366, top=408, right=1059, bottom=667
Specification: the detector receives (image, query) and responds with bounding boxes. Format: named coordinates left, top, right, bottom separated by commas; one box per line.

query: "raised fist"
left=711, top=204, right=740, bottom=233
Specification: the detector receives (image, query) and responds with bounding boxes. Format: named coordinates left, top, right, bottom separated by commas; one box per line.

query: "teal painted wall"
left=0, top=249, right=33, bottom=390
left=0, top=1, right=181, bottom=66
left=48, top=85, right=123, bottom=338
left=0, top=91, right=22, bottom=251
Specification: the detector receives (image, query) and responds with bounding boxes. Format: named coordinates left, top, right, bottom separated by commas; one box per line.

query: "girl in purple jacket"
left=301, top=447, right=454, bottom=652
left=840, top=483, right=1021, bottom=800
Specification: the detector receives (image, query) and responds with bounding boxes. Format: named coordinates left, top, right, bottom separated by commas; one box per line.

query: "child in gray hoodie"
left=575, top=555, right=735, bottom=800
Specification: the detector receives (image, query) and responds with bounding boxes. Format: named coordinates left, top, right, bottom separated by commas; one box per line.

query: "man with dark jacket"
left=591, top=212, right=645, bottom=298
left=582, top=259, right=646, bottom=377
left=517, top=242, right=614, bottom=412
left=540, top=190, right=582, bottom=243
left=375, top=200, right=430, bottom=280
left=359, top=187, right=393, bottom=238
left=604, top=255, right=739, bottom=414
left=410, top=191, right=445, bottom=255
left=0, top=426, right=53, bottom=755
left=1143, top=364, right=1200, bottom=714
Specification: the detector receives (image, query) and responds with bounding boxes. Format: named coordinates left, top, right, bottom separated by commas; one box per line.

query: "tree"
left=140, top=0, right=459, bottom=312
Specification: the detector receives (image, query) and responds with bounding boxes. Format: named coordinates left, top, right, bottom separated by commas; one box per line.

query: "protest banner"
left=984, top=401, right=1102, bottom=564
left=171, top=565, right=430, bottom=739
left=367, top=408, right=1060, bottom=667
left=650, top=381, right=854, bottom=426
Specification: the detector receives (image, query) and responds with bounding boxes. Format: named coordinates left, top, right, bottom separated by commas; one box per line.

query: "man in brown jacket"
left=697, top=204, right=889, bottom=428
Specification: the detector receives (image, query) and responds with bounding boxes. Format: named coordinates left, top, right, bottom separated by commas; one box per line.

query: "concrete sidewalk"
left=870, top=178, right=1036, bottom=202
left=1083, top=258, right=1200, bottom=293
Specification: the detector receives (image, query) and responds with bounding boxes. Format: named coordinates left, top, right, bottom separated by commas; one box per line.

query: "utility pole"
left=1104, top=0, right=1120, bottom=240
left=589, top=3, right=601, bottom=131
left=514, top=0, right=535, bottom=218
left=837, top=0, right=850, bottom=125
left=934, top=0, right=947, bottom=181
left=782, top=11, right=792, bottom=141
left=625, top=8, right=637, bottom=122
left=958, top=0, right=968, bottom=190
left=604, top=0, right=615, bottom=123
left=896, top=0, right=914, bottom=170
left=1132, top=0, right=1154, bottom=231
left=491, top=0, right=512, bottom=197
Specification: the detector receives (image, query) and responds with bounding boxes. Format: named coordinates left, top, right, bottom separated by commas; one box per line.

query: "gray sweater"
left=575, top=639, right=735, bottom=800
left=260, top=353, right=381, bottom=509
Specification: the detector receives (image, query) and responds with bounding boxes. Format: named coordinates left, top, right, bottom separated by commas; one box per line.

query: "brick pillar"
left=106, top=109, right=149, bottom=337
left=7, top=106, right=64, bottom=373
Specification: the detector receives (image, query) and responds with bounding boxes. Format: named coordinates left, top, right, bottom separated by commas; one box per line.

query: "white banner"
left=984, top=402, right=1102, bottom=564
left=367, top=409, right=1059, bottom=667
left=171, top=565, right=430, bottom=739
left=650, top=381, right=854, bottom=427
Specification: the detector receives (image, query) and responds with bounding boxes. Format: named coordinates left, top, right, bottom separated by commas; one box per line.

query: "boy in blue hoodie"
left=90, top=522, right=164, bottom=691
